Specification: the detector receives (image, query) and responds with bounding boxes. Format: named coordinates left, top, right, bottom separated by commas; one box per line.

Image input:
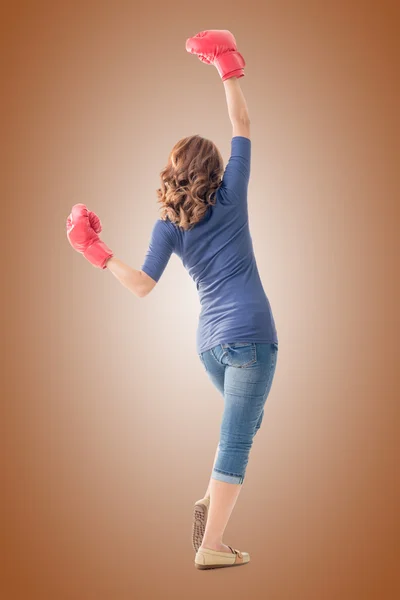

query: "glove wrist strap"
left=84, top=240, right=114, bottom=269
left=214, top=51, right=245, bottom=80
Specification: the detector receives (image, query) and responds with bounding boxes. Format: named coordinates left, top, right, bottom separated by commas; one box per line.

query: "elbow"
left=234, top=114, right=250, bottom=125
left=124, top=281, right=148, bottom=298
left=134, top=284, right=148, bottom=298
left=232, top=115, right=250, bottom=137
left=136, top=283, right=154, bottom=298
left=137, top=270, right=157, bottom=297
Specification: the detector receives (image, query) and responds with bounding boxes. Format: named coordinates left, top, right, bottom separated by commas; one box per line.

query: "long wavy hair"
left=156, top=135, right=224, bottom=230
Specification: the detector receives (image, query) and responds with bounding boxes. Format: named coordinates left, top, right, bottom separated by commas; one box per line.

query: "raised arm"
left=219, top=76, right=251, bottom=203
left=186, top=29, right=250, bottom=139
left=223, top=76, right=251, bottom=139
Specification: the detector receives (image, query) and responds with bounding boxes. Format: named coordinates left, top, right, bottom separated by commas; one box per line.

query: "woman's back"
left=141, top=136, right=278, bottom=354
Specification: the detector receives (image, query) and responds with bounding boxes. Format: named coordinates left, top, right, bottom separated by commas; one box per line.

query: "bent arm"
left=223, top=76, right=250, bottom=138
left=105, top=257, right=156, bottom=298
left=105, top=218, right=175, bottom=297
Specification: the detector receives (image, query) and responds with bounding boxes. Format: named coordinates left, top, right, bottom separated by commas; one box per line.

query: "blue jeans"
left=198, top=342, right=279, bottom=485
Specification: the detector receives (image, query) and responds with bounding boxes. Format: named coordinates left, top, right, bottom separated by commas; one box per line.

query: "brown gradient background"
left=1, top=1, right=399, bottom=598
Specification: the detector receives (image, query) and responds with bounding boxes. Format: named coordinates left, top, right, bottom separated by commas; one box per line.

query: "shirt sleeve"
left=140, top=218, right=177, bottom=282
left=219, top=136, right=251, bottom=204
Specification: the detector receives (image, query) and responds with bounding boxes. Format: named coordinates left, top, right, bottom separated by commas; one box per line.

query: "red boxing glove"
left=66, top=204, right=113, bottom=269
left=186, top=29, right=245, bottom=81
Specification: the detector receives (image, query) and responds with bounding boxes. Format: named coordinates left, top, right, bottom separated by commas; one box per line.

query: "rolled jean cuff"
left=212, top=468, right=244, bottom=485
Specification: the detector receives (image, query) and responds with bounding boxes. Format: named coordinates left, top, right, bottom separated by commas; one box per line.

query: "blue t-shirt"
left=140, top=135, right=278, bottom=354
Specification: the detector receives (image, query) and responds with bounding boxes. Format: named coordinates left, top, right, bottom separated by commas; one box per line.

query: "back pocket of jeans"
left=220, top=342, right=257, bottom=368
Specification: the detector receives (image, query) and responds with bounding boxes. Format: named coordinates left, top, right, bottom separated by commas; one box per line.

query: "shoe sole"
left=192, top=503, right=208, bottom=552
left=195, top=561, right=248, bottom=570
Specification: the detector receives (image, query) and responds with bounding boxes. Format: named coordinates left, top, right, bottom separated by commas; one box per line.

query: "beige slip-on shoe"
left=195, top=545, right=250, bottom=570
left=192, top=497, right=210, bottom=552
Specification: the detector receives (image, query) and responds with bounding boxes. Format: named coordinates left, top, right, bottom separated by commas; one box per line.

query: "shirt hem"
left=197, top=338, right=279, bottom=355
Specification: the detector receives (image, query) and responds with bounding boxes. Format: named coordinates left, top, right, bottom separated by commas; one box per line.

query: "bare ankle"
left=200, top=541, right=231, bottom=553
left=201, top=538, right=222, bottom=549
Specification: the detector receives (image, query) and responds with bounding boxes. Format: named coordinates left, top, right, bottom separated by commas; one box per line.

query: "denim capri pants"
left=198, top=341, right=279, bottom=485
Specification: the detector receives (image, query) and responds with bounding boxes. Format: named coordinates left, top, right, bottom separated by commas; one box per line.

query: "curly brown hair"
left=156, top=135, right=224, bottom=230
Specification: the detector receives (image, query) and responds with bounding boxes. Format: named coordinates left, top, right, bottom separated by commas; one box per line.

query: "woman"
left=66, top=30, right=279, bottom=570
